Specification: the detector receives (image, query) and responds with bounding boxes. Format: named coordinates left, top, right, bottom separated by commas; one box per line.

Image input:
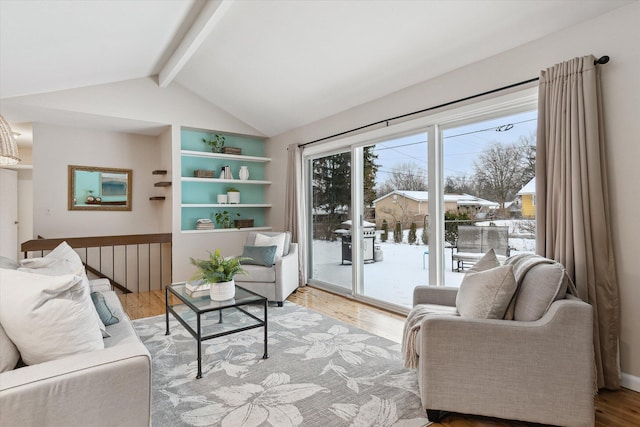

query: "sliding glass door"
left=305, top=89, right=538, bottom=312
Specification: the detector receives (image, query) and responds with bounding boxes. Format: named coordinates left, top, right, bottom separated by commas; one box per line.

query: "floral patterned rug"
left=133, top=302, right=430, bottom=427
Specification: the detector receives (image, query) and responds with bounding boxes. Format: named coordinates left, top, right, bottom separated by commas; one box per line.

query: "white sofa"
left=0, top=277, right=152, bottom=427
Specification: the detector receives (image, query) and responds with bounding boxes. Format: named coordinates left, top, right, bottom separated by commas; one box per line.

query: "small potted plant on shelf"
left=202, top=134, right=225, bottom=153
left=189, top=249, right=248, bottom=300
left=226, top=186, right=240, bottom=204
left=213, top=210, right=240, bottom=229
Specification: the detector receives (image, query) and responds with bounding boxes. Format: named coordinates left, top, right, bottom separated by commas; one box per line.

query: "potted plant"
left=213, top=210, right=240, bottom=228
left=202, top=134, right=225, bottom=153
left=190, top=249, right=248, bottom=300
left=226, top=186, right=240, bottom=204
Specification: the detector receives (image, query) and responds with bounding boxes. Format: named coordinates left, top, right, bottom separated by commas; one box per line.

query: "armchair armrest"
left=0, top=343, right=151, bottom=426
left=89, top=278, right=112, bottom=293
left=274, top=243, right=299, bottom=301
left=413, top=286, right=458, bottom=307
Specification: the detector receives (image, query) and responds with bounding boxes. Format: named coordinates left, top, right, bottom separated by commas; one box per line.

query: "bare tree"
left=473, top=141, right=535, bottom=209
left=377, top=162, right=427, bottom=196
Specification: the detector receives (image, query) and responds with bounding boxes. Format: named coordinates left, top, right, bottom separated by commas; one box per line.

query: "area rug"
left=132, top=302, right=431, bottom=427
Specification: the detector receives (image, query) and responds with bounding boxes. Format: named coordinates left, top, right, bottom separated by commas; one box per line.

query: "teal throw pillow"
left=90, top=292, right=119, bottom=326
left=242, top=245, right=278, bottom=267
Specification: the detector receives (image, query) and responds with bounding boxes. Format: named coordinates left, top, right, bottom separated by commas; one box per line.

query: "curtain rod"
left=299, top=55, right=609, bottom=148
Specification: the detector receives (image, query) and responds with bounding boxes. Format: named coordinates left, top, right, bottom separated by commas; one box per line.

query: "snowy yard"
left=310, top=220, right=535, bottom=308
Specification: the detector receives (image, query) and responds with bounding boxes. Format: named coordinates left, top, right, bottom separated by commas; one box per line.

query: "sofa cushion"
left=242, top=245, right=278, bottom=267
left=0, top=256, right=18, bottom=270
left=247, top=231, right=291, bottom=256
left=456, top=265, right=517, bottom=319
left=467, top=248, right=500, bottom=273
left=91, top=291, right=120, bottom=326
left=233, top=264, right=276, bottom=283
left=0, top=322, right=20, bottom=373
left=513, top=262, right=568, bottom=321
left=18, top=242, right=109, bottom=337
left=0, top=269, right=104, bottom=365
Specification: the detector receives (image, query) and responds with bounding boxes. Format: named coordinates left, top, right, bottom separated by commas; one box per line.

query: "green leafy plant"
left=213, top=210, right=240, bottom=228
left=189, top=249, right=247, bottom=283
left=394, top=222, right=402, bottom=243
left=408, top=222, right=417, bottom=244
left=202, top=134, right=225, bottom=153
left=381, top=219, right=389, bottom=242
left=226, top=186, right=239, bottom=192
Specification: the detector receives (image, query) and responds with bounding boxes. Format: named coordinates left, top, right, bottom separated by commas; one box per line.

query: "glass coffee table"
left=165, top=283, right=268, bottom=379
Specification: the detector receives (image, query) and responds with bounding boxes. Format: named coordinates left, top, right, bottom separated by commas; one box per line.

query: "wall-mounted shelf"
left=181, top=177, right=271, bottom=185
left=149, top=196, right=166, bottom=201
left=181, top=203, right=271, bottom=208
left=182, top=226, right=273, bottom=234
left=181, top=150, right=270, bottom=163
left=154, top=181, right=172, bottom=187
left=152, top=170, right=167, bottom=175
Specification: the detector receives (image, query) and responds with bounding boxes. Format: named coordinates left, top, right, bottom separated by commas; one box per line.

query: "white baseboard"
left=621, top=372, right=640, bottom=392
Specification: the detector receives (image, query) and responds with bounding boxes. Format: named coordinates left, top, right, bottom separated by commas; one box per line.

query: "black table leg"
left=196, top=313, right=202, bottom=379
left=165, top=287, right=170, bottom=336
left=262, top=299, right=269, bottom=359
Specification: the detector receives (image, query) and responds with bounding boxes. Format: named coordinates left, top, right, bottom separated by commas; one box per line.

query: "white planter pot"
left=217, top=194, right=228, bottom=204
left=209, top=280, right=235, bottom=301
left=227, top=191, right=240, bottom=204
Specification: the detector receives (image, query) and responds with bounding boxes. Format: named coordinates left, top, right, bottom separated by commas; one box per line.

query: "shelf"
left=152, top=170, right=167, bottom=175
left=182, top=227, right=273, bottom=234
left=182, top=204, right=271, bottom=208
left=181, top=177, right=271, bottom=185
left=181, top=150, right=271, bottom=163
left=149, top=196, right=166, bottom=201
left=154, top=181, right=172, bottom=187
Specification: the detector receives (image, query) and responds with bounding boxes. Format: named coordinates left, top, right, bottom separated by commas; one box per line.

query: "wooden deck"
left=120, top=286, right=640, bottom=427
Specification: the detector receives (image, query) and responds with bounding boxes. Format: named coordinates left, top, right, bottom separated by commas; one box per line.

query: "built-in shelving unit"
left=180, top=129, right=272, bottom=233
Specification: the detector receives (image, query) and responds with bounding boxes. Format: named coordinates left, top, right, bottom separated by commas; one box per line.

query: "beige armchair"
left=234, top=231, right=299, bottom=306
left=407, top=258, right=595, bottom=426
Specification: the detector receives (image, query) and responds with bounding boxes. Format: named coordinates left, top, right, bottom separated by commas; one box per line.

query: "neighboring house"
left=517, top=177, right=536, bottom=218
left=372, top=190, right=499, bottom=228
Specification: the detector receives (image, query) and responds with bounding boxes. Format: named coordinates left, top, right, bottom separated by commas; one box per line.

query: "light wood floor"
left=120, top=286, right=639, bottom=427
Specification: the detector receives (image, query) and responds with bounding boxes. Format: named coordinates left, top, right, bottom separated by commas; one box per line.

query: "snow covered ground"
left=310, top=221, right=535, bottom=308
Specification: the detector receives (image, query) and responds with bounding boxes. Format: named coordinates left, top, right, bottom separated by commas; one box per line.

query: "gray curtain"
left=536, top=55, right=620, bottom=389
left=284, top=143, right=307, bottom=286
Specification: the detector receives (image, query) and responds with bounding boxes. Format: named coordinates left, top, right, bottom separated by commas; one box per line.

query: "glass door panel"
left=441, top=110, right=537, bottom=286
left=309, top=151, right=352, bottom=291
left=359, top=132, right=429, bottom=308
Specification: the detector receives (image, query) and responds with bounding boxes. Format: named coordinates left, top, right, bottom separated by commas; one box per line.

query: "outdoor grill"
left=334, top=220, right=380, bottom=264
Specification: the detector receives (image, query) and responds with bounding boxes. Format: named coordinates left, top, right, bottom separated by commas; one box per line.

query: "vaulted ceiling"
left=0, top=0, right=632, bottom=138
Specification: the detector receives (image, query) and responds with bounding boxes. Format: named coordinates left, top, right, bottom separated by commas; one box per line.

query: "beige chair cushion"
left=467, top=248, right=500, bottom=273
left=456, top=265, right=517, bottom=319
left=234, top=264, right=276, bottom=283
left=513, top=262, right=568, bottom=321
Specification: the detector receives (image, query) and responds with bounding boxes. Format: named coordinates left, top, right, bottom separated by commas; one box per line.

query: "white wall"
left=32, top=123, right=165, bottom=238
left=266, top=2, right=640, bottom=383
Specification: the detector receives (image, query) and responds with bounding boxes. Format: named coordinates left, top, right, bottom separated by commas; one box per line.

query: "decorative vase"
left=239, top=165, right=250, bottom=181
left=227, top=191, right=240, bottom=204
left=210, top=280, right=235, bottom=301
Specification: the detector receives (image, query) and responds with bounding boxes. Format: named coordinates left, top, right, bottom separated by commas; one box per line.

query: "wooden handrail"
left=21, top=233, right=172, bottom=252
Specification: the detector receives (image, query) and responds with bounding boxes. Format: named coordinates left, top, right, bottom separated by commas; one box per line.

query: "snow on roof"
left=517, top=177, right=536, bottom=195
left=373, top=190, right=499, bottom=208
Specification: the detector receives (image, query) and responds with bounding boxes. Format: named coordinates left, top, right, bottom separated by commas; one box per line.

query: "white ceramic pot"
left=227, top=191, right=240, bottom=204
left=217, top=194, right=228, bottom=204
left=210, top=280, right=235, bottom=301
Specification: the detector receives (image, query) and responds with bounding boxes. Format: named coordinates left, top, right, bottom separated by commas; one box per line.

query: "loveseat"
left=403, top=251, right=595, bottom=426
left=0, top=251, right=152, bottom=426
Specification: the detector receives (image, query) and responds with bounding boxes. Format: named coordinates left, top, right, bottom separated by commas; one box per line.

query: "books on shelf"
left=220, top=165, right=234, bottom=179
left=196, top=219, right=214, bottom=230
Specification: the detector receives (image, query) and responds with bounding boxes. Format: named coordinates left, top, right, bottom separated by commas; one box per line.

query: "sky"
left=372, top=110, right=538, bottom=183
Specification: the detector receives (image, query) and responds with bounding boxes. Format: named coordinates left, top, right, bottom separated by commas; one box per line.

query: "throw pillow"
left=255, top=233, right=286, bottom=257
left=0, top=269, right=104, bottom=365
left=0, top=323, right=20, bottom=373
left=18, top=241, right=108, bottom=338
left=467, top=248, right=500, bottom=273
left=90, top=292, right=120, bottom=326
left=456, top=265, right=517, bottom=319
left=242, top=245, right=278, bottom=267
